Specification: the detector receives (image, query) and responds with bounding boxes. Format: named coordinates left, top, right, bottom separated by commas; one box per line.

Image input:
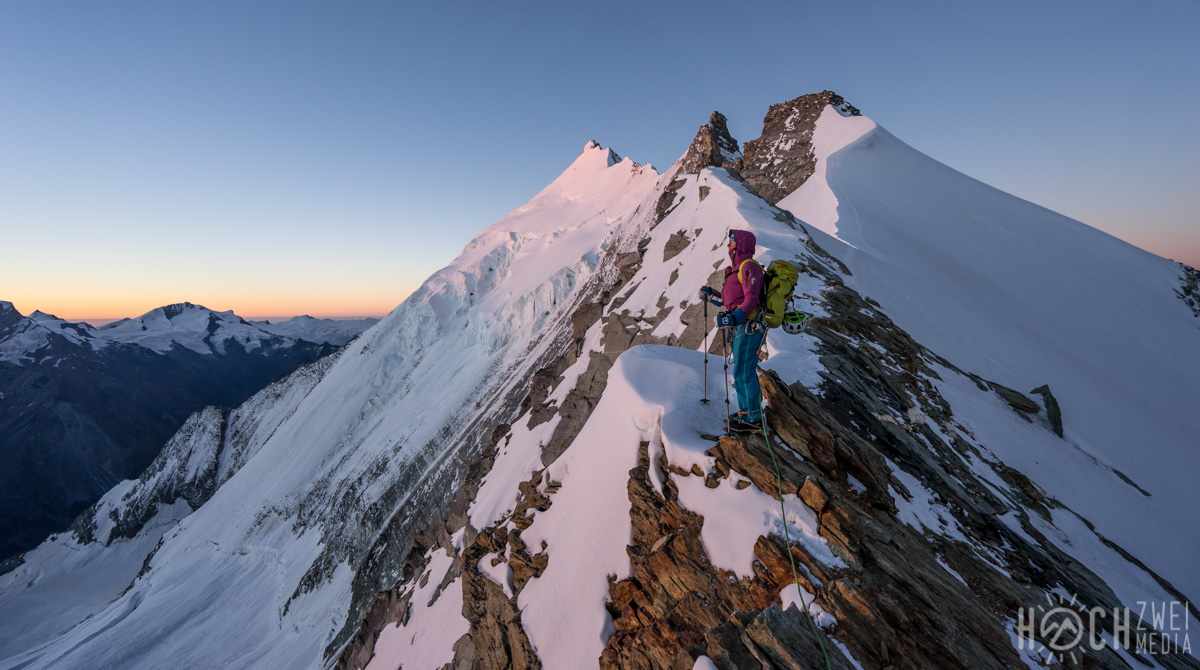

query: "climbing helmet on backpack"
left=781, top=310, right=809, bottom=335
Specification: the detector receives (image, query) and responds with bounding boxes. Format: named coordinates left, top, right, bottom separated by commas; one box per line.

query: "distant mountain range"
left=0, top=301, right=377, bottom=560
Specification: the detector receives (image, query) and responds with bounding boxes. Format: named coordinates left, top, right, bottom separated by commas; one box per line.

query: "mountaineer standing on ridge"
left=700, top=229, right=766, bottom=433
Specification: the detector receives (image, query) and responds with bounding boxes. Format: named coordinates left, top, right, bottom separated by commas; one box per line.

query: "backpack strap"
left=737, top=258, right=762, bottom=283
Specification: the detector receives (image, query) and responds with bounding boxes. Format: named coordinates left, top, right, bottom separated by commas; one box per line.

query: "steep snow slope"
left=0, top=353, right=340, bottom=661
left=0, top=142, right=660, bottom=669
left=778, top=106, right=1200, bottom=603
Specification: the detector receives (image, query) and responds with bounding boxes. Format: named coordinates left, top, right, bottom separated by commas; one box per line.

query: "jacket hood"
left=728, top=229, right=757, bottom=266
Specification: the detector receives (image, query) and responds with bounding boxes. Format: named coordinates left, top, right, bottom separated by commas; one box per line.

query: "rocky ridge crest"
left=679, top=112, right=742, bottom=175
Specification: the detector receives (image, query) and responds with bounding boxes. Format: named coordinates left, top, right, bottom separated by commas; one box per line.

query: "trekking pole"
left=722, top=327, right=731, bottom=433
left=702, top=300, right=709, bottom=404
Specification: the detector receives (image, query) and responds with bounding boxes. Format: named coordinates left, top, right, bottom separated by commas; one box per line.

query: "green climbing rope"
left=758, top=336, right=833, bottom=670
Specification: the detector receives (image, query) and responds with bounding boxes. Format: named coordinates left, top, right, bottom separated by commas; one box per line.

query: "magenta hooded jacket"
left=721, top=229, right=763, bottom=318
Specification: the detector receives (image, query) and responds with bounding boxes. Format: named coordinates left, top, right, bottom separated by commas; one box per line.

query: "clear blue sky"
left=2, top=1, right=1197, bottom=320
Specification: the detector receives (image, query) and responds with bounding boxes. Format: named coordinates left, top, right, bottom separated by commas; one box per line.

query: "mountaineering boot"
left=728, top=414, right=763, bottom=434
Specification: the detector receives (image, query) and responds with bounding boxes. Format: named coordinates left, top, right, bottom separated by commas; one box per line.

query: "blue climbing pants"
left=730, top=322, right=765, bottom=421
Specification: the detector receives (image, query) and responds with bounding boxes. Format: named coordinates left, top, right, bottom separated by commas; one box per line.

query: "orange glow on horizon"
left=7, top=288, right=413, bottom=325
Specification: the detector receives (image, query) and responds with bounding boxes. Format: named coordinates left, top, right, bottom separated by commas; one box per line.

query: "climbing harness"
left=757, top=336, right=832, bottom=670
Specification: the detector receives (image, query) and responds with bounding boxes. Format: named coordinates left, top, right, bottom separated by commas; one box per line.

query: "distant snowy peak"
left=0, top=301, right=370, bottom=365
left=0, top=306, right=47, bottom=364
left=0, top=303, right=103, bottom=364
left=0, top=301, right=20, bottom=328
left=97, top=303, right=374, bottom=352
left=252, top=315, right=378, bottom=347
left=105, top=301, right=248, bottom=330
left=28, top=311, right=101, bottom=347
left=97, top=302, right=276, bottom=355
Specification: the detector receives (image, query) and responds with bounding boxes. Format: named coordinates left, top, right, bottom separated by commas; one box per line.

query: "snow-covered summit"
left=29, top=309, right=100, bottom=342
left=405, top=140, right=659, bottom=348
left=0, top=304, right=97, bottom=364
left=1, top=301, right=283, bottom=361
left=84, top=302, right=372, bottom=354
left=0, top=300, right=372, bottom=366
left=0, top=300, right=20, bottom=322
left=95, top=302, right=266, bottom=355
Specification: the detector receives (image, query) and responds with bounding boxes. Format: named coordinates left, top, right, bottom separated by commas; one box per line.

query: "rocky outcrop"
left=1029, top=384, right=1064, bottom=438
left=600, top=440, right=805, bottom=669
left=1178, top=262, right=1200, bottom=319
left=679, top=112, right=742, bottom=175
left=739, top=91, right=858, bottom=204
left=79, top=406, right=230, bottom=544
left=335, top=436, right=545, bottom=670
left=459, top=531, right=542, bottom=670
left=982, top=380, right=1065, bottom=438
left=987, top=380, right=1040, bottom=416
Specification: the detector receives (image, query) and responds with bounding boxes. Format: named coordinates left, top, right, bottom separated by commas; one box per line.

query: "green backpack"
left=737, top=259, right=800, bottom=328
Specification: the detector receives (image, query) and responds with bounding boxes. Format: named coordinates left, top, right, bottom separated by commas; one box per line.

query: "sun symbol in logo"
left=1031, top=592, right=1087, bottom=664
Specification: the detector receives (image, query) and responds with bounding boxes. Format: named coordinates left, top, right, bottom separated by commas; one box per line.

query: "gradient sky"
left=2, top=1, right=1197, bottom=322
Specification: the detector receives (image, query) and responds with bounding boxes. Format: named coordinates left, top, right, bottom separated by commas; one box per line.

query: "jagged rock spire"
left=739, top=90, right=860, bottom=204
left=679, top=111, right=742, bottom=174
